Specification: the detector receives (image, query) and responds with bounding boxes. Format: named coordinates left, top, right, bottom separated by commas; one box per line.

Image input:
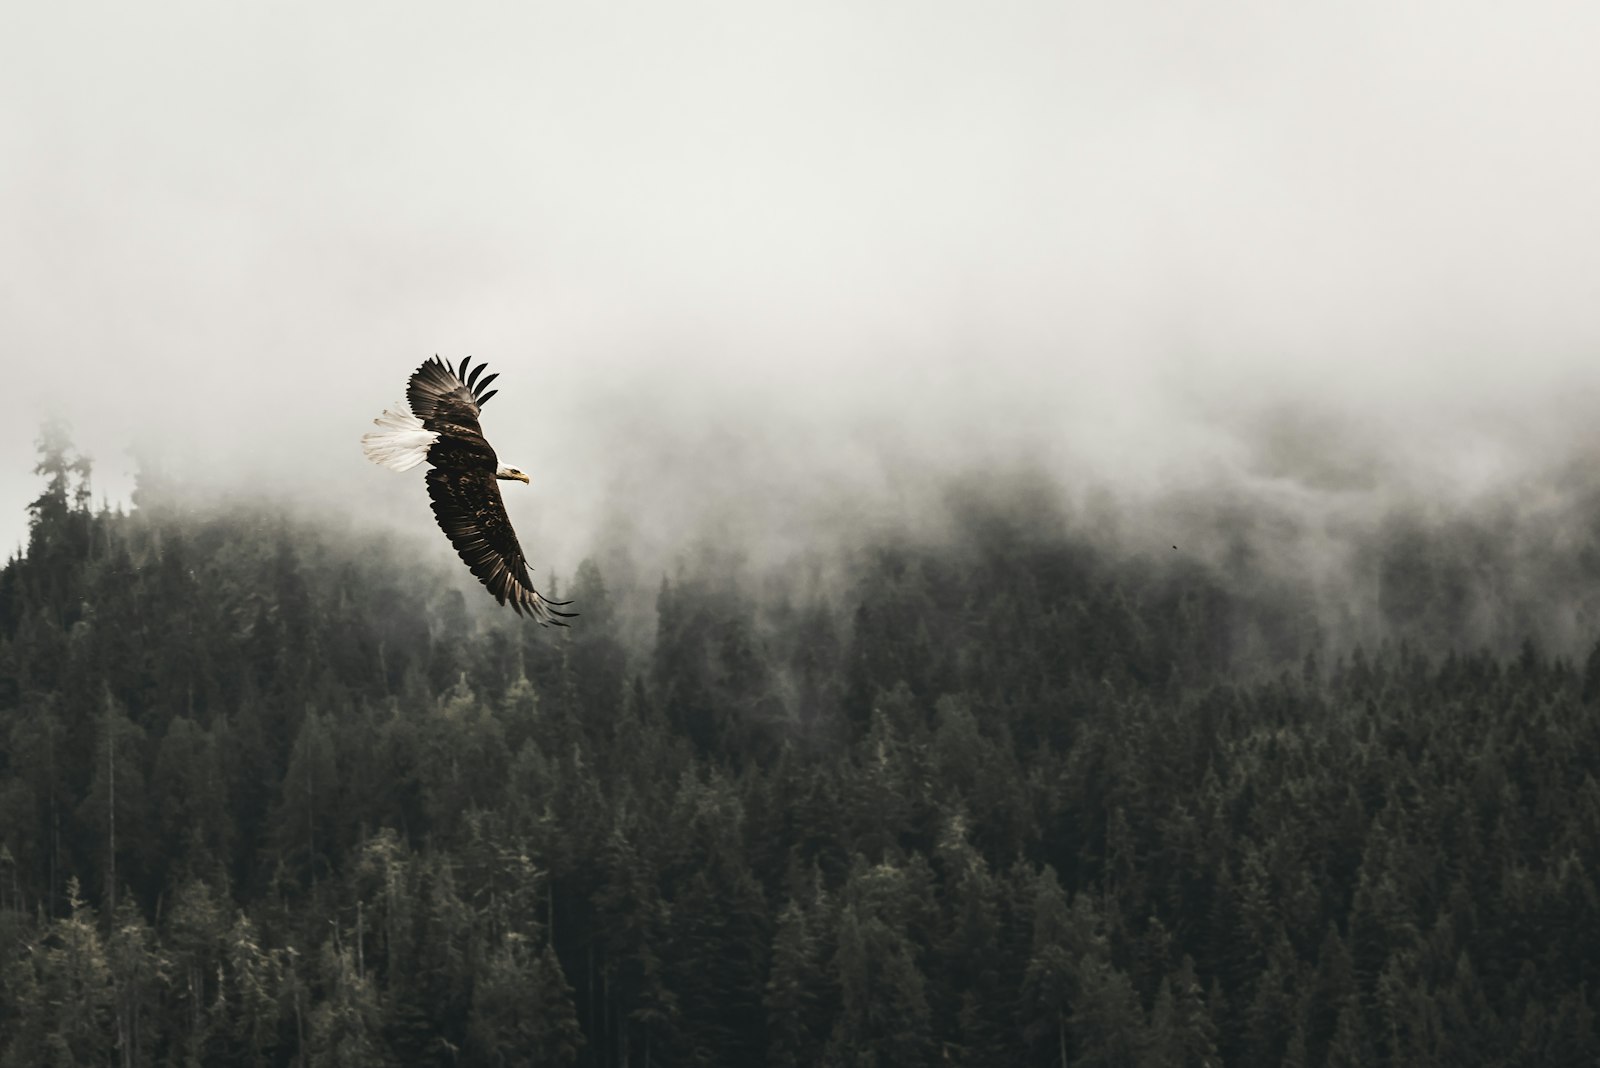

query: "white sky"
left=3, top=0, right=1599, bottom=569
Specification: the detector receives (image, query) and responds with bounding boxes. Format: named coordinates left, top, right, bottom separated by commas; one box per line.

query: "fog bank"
left=5, top=0, right=1599, bottom=597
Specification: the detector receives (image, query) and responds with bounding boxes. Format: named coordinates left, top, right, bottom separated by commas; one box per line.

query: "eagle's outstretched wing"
left=424, top=466, right=575, bottom=625
left=408, top=354, right=500, bottom=419
left=406, top=356, right=502, bottom=459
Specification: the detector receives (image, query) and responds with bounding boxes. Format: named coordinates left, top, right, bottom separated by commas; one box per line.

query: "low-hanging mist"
left=5, top=418, right=1600, bottom=1064
left=46, top=390, right=1600, bottom=672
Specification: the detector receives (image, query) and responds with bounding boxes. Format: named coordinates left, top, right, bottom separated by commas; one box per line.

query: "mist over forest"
left=3, top=415, right=1600, bottom=1065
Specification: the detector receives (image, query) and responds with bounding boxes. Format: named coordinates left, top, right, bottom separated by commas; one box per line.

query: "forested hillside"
left=2, top=428, right=1598, bottom=1067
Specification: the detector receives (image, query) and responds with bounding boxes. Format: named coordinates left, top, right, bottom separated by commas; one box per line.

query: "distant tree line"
left=1, top=426, right=1597, bottom=1066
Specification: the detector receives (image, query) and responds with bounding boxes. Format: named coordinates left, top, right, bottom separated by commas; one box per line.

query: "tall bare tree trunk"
left=294, top=976, right=305, bottom=1068
left=46, top=715, right=57, bottom=914
left=191, top=965, right=201, bottom=1045
left=306, top=734, right=315, bottom=891
left=107, top=710, right=116, bottom=916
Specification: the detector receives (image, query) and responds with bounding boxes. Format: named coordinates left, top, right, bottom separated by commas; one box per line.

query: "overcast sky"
left=4, top=0, right=1599, bottom=571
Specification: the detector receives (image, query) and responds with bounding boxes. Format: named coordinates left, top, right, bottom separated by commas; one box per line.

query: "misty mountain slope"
left=2, top=438, right=1599, bottom=1065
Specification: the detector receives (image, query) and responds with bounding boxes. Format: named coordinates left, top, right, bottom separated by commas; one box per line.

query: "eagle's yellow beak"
left=496, top=465, right=532, bottom=484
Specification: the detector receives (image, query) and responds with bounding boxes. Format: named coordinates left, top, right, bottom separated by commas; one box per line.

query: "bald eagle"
left=362, top=356, right=575, bottom=625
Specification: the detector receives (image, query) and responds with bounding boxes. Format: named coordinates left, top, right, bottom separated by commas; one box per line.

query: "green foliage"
left=1, top=425, right=1598, bottom=1066
left=467, top=937, right=583, bottom=1066
left=765, top=898, right=830, bottom=1068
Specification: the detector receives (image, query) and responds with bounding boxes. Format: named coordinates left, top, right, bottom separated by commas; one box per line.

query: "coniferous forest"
left=3, top=425, right=1599, bottom=1067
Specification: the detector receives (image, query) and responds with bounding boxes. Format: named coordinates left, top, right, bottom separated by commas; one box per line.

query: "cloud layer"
left=4, top=0, right=1598, bottom=570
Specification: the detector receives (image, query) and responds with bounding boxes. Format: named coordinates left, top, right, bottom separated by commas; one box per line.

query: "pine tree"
left=1021, top=866, right=1074, bottom=1067
left=766, top=899, right=830, bottom=1068
left=1067, top=958, right=1147, bottom=1068
left=466, top=938, right=583, bottom=1067
left=219, top=911, right=282, bottom=1067
left=76, top=690, right=149, bottom=913
left=306, top=942, right=387, bottom=1067
left=0, top=916, right=51, bottom=1068
left=0, top=695, right=66, bottom=913
left=25, top=421, right=94, bottom=580
left=1324, top=1000, right=1374, bottom=1068
left=273, top=709, right=340, bottom=886
left=41, top=879, right=116, bottom=1066
left=1159, top=955, right=1218, bottom=1068
left=165, top=877, right=228, bottom=1065
left=106, top=896, right=166, bottom=1068
left=933, top=810, right=1013, bottom=1065
left=826, top=900, right=934, bottom=1067
left=151, top=716, right=231, bottom=885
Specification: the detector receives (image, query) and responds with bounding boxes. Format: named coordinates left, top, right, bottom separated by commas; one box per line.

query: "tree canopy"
left=1, top=427, right=1597, bottom=1066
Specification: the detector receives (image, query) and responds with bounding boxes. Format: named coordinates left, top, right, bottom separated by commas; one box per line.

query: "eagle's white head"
left=496, top=464, right=530, bottom=484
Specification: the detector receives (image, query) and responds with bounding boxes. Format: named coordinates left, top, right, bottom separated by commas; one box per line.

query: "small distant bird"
left=362, top=356, right=575, bottom=625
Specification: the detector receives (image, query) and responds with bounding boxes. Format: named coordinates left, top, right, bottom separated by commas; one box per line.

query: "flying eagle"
left=361, top=356, right=575, bottom=625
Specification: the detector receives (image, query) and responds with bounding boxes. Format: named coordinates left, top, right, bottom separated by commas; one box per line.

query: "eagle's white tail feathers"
left=361, top=402, right=437, bottom=472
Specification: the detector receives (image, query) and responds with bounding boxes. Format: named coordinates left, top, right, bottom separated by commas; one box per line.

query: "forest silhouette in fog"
left=2, top=424, right=1598, bottom=1066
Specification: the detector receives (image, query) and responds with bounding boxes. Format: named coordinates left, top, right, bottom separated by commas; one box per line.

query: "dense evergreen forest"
left=2, top=424, right=1599, bottom=1067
